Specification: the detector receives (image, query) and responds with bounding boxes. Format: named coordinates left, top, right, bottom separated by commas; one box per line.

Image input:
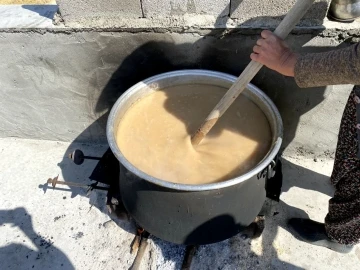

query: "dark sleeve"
left=294, top=43, right=360, bottom=88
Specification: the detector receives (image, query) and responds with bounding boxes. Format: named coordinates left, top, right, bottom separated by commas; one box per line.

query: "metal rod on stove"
left=181, top=245, right=198, bottom=270
left=47, top=176, right=109, bottom=190
left=68, top=149, right=102, bottom=165
left=83, top=156, right=101, bottom=161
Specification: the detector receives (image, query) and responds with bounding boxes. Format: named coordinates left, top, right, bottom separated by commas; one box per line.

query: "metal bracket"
left=267, top=160, right=276, bottom=179
left=257, top=160, right=276, bottom=180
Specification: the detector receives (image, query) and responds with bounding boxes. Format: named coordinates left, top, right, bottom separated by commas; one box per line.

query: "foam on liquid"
left=116, top=84, right=272, bottom=185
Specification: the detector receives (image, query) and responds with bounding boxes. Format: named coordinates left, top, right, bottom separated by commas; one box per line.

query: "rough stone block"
left=143, top=0, right=230, bottom=18
left=57, top=0, right=143, bottom=22
left=230, top=0, right=331, bottom=26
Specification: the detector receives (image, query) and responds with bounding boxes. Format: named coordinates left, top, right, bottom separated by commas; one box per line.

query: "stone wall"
left=230, top=0, right=330, bottom=26
left=142, top=0, right=229, bottom=17
left=56, top=0, right=143, bottom=20
left=56, top=0, right=331, bottom=27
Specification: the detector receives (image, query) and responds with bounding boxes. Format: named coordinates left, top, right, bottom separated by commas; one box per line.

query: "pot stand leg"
left=240, top=216, right=266, bottom=239
left=181, top=245, right=198, bottom=270
left=130, top=229, right=150, bottom=270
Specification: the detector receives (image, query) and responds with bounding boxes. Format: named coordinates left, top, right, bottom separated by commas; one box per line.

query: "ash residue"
left=33, top=235, right=54, bottom=249
left=73, top=232, right=84, bottom=240
left=54, top=214, right=66, bottom=222
left=295, top=146, right=335, bottom=160
left=296, top=146, right=314, bottom=157
left=323, top=150, right=335, bottom=159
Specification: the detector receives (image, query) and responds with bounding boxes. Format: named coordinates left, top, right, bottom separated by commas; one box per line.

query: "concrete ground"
left=0, top=137, right=359, bottom=269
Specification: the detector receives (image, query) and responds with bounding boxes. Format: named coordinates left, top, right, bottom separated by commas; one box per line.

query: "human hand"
left=250, top=30, right=298, bottom=77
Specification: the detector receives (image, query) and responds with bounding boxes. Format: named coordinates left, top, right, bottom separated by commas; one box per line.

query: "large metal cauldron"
left=107, top=70, right=283, bottom=245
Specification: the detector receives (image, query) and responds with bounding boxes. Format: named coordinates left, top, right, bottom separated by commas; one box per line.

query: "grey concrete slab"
left=0, top=31, right=355, bottom=156
left=142, top=0, right=230, bottom=17
left=0, top=137, right=359, bottom=269
left=57, top=0, right=143, bottom=23
left=230, top=0, right=331, bottom=27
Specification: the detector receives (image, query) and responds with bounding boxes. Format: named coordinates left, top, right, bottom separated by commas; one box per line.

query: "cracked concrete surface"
left=0, top=137, right=359, bottom=269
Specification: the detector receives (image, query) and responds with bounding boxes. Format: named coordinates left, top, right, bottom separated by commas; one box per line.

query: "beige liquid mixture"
left=116, top=84, right=272, bottom=185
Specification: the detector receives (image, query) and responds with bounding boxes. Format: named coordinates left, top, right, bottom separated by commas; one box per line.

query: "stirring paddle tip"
left=191, top=118, right=219, bottom=146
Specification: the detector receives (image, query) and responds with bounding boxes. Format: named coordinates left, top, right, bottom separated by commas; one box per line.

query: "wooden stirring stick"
left=191, top=0, right=315, bottom=146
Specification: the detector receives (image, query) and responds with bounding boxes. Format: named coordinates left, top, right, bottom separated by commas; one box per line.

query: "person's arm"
left=251, top=30, right=360, bottom=88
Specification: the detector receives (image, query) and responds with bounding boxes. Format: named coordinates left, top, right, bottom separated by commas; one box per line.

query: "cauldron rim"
left=107, top=69, right=283, bottom=192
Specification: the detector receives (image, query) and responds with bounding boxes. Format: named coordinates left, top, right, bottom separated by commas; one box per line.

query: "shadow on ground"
left=48, top=1, right=345, bottom=268
left=281, top=159, right=334, bottom=196
left=22, top=5, right=58, bottom=19
left=0, top=208, right=74, bottom=270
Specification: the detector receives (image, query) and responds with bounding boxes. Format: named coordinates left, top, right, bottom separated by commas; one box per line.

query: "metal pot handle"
left=265, top=157, right=283, bottom=202
left=267, top=160, right=276, bottom=179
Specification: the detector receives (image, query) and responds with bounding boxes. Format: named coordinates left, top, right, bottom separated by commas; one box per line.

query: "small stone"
left=63, top=196, right=66, bottom=199
left=111, top=197, right=119, bottom=205
left=314, top=158, right=317, bottom=162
